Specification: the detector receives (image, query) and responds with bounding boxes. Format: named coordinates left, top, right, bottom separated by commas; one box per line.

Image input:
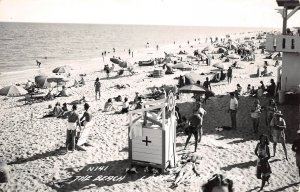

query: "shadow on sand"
left=46, top=160, right=152, bottom=192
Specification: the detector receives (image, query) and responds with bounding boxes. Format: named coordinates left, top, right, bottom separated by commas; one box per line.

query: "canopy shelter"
left=110, top=57, right=131, bottom=68
left=0, top=85, right=27, bottom=97
left=35, top=75, right=51, bottom=89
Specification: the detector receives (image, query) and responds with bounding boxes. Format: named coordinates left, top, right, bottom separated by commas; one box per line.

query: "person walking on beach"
left=255, top=134, right=272, bottom=191
left=227, top=67, right=233, bottom=84
left=184, top=113, right=202, bottom=152
left=270, top=111, right=288, bottom=160
left=94, top=78, right=101, bottom=100
left=67, top=104, right=81, bottom=152
left=196, top=102, right=206, bottom=143
left=266, top=99, right=277, bottom=135
left=203, top=77, right=211, bottom=104
left=292, top=130, right=300, bottom=177
left=228, top=92, right=238, bottom=130
left=36, top=60, right=41, bottom=68
left=251, top=100, right=261, bottom=134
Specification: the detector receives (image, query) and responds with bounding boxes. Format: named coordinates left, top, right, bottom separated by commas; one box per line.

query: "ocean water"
left=0, top=22, right=269, bottom=74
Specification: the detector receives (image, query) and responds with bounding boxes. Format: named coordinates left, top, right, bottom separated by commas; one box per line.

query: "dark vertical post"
left=282, top=7, right=287, bottom=35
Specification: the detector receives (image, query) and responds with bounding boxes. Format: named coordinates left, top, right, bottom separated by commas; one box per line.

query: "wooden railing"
left=266, top=34, right=300, bottom=52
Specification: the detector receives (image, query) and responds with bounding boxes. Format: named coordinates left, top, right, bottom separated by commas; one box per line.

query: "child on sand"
left=255, top=134, right=272, bottom=191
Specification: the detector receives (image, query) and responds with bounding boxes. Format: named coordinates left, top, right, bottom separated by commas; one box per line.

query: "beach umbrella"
left=179, top=84, right=207, bottom=94
left=35, top=75, right=51, bottom=89
left=0, top=85, right=27, bottom=97
left=213, top=62, right=231, bottom=70
left=52, top=66, right=68, bottom=74
left=227, top=54, right=240, bottom=60
left=173, top=63, right=192, bottom=71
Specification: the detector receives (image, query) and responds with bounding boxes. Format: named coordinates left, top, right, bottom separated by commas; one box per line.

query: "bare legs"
left=273, top=142, right=288, bottom=160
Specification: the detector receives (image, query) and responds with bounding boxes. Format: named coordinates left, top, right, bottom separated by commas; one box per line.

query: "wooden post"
left=282, top=7, right=287, bottom=35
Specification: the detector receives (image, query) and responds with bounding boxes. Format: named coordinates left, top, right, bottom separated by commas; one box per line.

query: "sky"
left=0, top=0, right=299, bottom=28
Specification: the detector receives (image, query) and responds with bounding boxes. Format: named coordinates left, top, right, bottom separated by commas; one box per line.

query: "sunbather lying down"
left=69, top=96, right=86, bottom=105
left=170, top=153, right=202, bottom=189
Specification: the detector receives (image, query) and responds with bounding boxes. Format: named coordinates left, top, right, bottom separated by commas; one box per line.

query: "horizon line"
left=0, top=20, right=279, bottom=29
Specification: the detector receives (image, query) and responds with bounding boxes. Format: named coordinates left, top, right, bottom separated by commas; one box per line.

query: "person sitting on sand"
left=73, top=79, right=79, bottom=88
left=246, top=84, right=251, bottom=94
left=120, top=97, right=129, bottom=113
left=79, top=103, right=92, bottom=127
left=135, top=97, right=143, bottom=110
left=56, top=86, right=68, bottom=97
left=69, top=96, right=86, bottom=105
left=67, top=104, right=81, bottom=152
left=255, top=134, right=272, bottom=191
left=103, top=98, right=116, bottom=112
left=133, top=92, right=140, bottom=103
left=202, top=174, right=233, bottom=192
left=58, top=103, right=69, bottom=118
left=170, top=153, right=202, bottom=189
left=79, top=76, right=85, bottom=86
left=43, top=102, right=63, bottom=118
left=114, top=95, right=122, bottom=102
left=44, top=89, right=55, bottom=100
left=261, top=66, right=268, bottom=76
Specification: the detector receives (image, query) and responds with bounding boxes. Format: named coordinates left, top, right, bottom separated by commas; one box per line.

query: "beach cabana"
left=0, top=85, right=27, bottom=97
left=173, top=63, right=192, bottom=71
left=35, top=75, right=51, bottom=89
left=47, top=76, right=69, bottom=91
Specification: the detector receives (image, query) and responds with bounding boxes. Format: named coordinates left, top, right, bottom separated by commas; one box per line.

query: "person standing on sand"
left=292, top=130, right=300, bottom=177
left=184, top=113, right=202, bottom=152
left=270, top=111, right=288, bottom=160
left=227, top=67, right=232, bottom=84
left=36, top=60, right=41, bottom=68
left=196, top=102, right=206, bottom=143
left=250, top=99, right=261, bottom=134
left=94, top=78, right=101, bottom=100
left=228, top=92, right=238, bottom=130
left=255, top=134, right=272, bottom=191
left=67, top=104, right=81, bottom=152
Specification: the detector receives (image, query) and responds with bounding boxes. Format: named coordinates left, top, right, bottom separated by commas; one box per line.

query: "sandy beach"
left=0, top=31, right=299, bottom=192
